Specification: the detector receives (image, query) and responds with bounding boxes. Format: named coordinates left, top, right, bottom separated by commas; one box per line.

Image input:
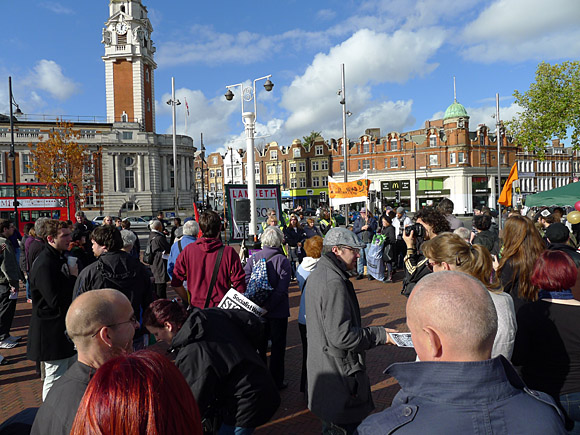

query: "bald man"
left=31, top=289, right=139, bottom=435
left=357, top=272, right=566, bottom=434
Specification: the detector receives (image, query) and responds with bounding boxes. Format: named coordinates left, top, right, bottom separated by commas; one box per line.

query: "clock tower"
left=102, top=0, right=156, bottom=132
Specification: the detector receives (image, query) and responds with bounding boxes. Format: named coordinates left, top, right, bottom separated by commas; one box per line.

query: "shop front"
left=287, top=187, right=329, bottom=209
left=417, top=178, right=447, bottom=209
left=472, top=177, right=490, bottom=210
left=380, top=180, right=411, bottom=210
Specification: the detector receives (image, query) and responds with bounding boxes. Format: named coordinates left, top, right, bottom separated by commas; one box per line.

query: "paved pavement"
left=0, top=269, right=415, bottom=433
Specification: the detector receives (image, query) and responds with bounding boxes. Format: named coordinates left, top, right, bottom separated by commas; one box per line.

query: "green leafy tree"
left=302, top=131, right=322, bottom=149
left=507, top=61, right=580, bottom=155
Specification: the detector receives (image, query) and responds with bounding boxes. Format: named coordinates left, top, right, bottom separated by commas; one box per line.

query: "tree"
left=28, top=119, right=91, bottom=217
left=302, top=131, right=322, bottom=149
left=507, top=61, right=580, bottom=155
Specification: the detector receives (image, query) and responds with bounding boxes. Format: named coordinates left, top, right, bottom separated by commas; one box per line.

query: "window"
left=212, top=156, right=218, bottom=165
left=322, top=177, right=328, bottom=187
left=501, top=153, right=506, bottom=164
left=196, top=170, right=201, bottom=179
left=122, top=131, right=133, bottom=140
left=299, top=178, right=306, bottom=188
left=277, top=164, right=282, bottom=174
left=147, top=98, right=151, bottom=112
left=450, top=153, right=456, bottom=164
left=210, top=183, right=215, bottom=191
left=480, top=153, right=487, bottom=164
left=270, top=150, right=278, bottom=160
left=390, top=157, right=398, bottom=168
left=227, top=168, right=232, bottom=179
left=290, top=163, right=297, bottom=173
left=125, top=169, right=135, bottom=189
left=293, top=148, right=301, bottom=158
left=312, top=161, right=320, bottom=171
left=400, top=157, right=405, bottom=167
left=363, top=142, right=370, bottom=153
left=210, top=170, right=215, bottom=178
left=429, top=135, right=437, bottom=147
left=458, top=152, right=467, bottom=164
left=216, top=169, right=222, bottom=177
left=145, top=69, right=150, bottom=82
left=429, top=154, right=438, bottom=166
left=234, top=167, right=240, bottom=177
left=291, top=178, right=297, bottom=188
left=84, top=186, right=95, bottom=206
left=340, top=161, right=344, bottom=171
left=384, top=158, right=389, bottom=168
left=268, top=179, right=275, bottom=185
left=362, top=160, right=370, bottom=170
left=357, top=160, right=361, bottom=170
left=124, top=156, right=135, bottom=166
left=390, top=139, right=398, bottom=151
left=170, top=170, right=175, bottom=188
left=299, top=162, right=306, bottom=172
left=22, top=153, right=33, bottom=174
left=312, top=176, right=320, bottom=187
left=315, top=145, right=323, bottom=156
left=267, top=165, right=275, bottom=175
left=321, top=160, right=328, bottom=170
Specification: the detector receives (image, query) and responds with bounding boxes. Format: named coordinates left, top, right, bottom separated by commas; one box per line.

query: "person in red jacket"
left=171, top=211, right=246, bottom=307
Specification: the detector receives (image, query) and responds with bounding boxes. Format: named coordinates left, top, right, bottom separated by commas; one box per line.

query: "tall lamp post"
left=200, top=133, right=206, bottom=211
left=8, top=77, right=23, bottom=228
left=166, top=77, right=181, bottom=217
left=495, top=93, right=503, bottom=232
left=224, top=75, right=274, bottom=238
left=338, top=64, right=351, bottom=219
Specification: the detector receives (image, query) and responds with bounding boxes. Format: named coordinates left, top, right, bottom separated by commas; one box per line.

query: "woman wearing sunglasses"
left=422, top=232, right=517, bottom=359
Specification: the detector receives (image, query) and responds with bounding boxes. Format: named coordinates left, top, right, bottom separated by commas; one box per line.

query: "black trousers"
left=299, top=322, right=307, bottom=393
left=267, top=317, right=288, bottom=387
left=0, top=284, right=16, bottom=341
left=155, top=283, right=167, bottom=299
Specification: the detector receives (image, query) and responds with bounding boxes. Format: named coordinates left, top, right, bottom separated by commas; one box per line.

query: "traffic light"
left=395, top=190, right=401, bottom=202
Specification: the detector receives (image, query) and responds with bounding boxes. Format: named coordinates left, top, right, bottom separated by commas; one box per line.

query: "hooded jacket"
left=73, top=250, right=153, bottom=336
left=171, top=238, right=246, bottom=308
left=170, top=307, right=280, bottom=428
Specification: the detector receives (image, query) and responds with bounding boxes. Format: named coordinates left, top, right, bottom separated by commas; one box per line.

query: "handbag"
left=142, top=239, right=153, bottom=265
left=245, top=252, right=280, bottom=306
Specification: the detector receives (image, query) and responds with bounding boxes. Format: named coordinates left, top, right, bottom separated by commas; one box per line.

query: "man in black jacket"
left=32, top=289, right=138, bottom=435
left=27, top=220, right=78, bottom=401
left=148, top=220, right=171, bottom=298
left=546, top=223, right=580, bottom=266
left=74, top=225, right=152, bottom=349
left=167, top=307, right=281, bottom=433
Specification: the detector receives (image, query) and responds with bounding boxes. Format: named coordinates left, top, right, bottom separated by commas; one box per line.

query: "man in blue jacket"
left=167, top=220, right=199, bottom=280
left=357, top=271, right=566, bottom=434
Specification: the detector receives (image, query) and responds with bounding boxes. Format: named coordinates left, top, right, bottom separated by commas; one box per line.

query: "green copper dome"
left=443, top=101, right=469, bottom=120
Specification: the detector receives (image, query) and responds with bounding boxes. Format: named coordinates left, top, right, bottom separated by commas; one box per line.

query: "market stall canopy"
left=525, top=181, right=580, bottom=207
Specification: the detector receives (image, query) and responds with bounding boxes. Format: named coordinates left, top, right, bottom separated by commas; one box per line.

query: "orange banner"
left=329, top=179, right=370, bottom=199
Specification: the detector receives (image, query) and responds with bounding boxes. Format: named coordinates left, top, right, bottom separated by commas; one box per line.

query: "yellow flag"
left=498, top=163, right=518, bottom=207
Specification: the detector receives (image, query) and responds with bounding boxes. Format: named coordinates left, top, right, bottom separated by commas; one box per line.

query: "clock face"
left=116, top=22, right=128, bottom=35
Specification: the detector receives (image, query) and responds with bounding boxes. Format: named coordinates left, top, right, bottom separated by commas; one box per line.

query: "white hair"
left=183, top=220, right=199, bottom=237
left=261, top=226, right=284, bottom=248
left=120, top=229, right=136, bottom=248
left=150, top=220, right=163, bottom=231
left=453, top=227, right=471, bottom=243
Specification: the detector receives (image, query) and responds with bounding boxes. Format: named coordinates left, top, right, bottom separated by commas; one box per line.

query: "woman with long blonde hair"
left=497, top=215, right=545, bottom=313
left=422, top=233, right=517, bottom=359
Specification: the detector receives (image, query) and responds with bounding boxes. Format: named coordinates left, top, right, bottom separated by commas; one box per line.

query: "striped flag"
left=185, top=97, right=189, bottom=116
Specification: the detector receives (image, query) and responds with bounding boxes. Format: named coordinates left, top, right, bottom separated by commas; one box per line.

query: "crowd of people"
left=2, top=199, right=580, bottom=434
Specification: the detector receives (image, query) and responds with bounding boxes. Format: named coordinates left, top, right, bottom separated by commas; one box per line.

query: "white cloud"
left=317, top=9, right=337, bottom=21
left=280, top=28, right=444, bottom=138
left=461, top=0, right=580, bottom=62
left=28, top=60, right=79, bottom=101
left=40, top=2, right=74, bottom=15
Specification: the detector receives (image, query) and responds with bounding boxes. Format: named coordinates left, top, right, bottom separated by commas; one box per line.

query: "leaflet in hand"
left=389, top=332, right=414, bottom=348
left=218, top=289, right=267, bottom=317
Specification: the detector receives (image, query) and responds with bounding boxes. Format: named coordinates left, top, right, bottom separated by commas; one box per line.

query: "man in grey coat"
left=304, top=227, right=395, bottom=434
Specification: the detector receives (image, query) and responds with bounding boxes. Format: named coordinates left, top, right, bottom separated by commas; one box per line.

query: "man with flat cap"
left=305, top=227, right=395, bottom=434
left=357, top=271, right=566, bottom=434
left=31, top=289, right=139, bottom=435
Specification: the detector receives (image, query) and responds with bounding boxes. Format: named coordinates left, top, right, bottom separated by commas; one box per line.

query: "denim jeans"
left=357, top=243, right=371, bottom=276
left=218, top=424, right=254, bottom=435
left=559, top=392, right=580, bottom=434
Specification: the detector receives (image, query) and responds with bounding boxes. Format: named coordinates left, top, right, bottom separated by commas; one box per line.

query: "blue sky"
left=1, top=0, right=579, bottom=153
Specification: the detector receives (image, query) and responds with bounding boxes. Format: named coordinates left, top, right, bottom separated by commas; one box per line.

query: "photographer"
left=401, top=208, right=450, bottom=296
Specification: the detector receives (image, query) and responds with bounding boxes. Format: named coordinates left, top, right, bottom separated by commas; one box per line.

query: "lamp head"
left=263, top=79, right=274, bottom=92
left=8, top=152, right=15, bottom=162
left=14, top=105, right=23, bottom=116
left=224, top=89, right=234, bottom=101
left=166, top=99, right=172, bottom=105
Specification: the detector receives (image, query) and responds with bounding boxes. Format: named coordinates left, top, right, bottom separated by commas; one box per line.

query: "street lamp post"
left=166, top=77, right=181, bottom=217
left=200, top=133, right=206, bottom=211
left=8, top=77, right=23, bottom=228
left=495, top=93, right=503, bottom=232
left=225, top=75, right=274, bottom=238
left=338, top=64, right=351, bottom=219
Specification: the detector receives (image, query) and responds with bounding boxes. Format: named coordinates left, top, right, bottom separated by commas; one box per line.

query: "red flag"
left=193, top=202, right=203, bottom=238
left=185, top=97, right=190, bottom=117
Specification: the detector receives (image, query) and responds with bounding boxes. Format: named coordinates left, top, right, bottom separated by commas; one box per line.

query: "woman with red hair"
left=512, top=250, right=580, bottom=433
left=70, top=350, right=202, bottom=435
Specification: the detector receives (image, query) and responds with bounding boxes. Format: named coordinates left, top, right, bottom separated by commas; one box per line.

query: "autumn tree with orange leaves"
left=28, top=120, right=90, bottom=218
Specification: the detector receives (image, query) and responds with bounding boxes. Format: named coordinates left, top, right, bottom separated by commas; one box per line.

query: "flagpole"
left=495, top=93, right=502, bottom=232
left=184, top=97, right=188, bottom=136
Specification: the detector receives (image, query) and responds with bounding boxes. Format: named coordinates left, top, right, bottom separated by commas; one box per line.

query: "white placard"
left=389, top=332, right=414, bottom=348
left=218, top=288, right=267, bottom=317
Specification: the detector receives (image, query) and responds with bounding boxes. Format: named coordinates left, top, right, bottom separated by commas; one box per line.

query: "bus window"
left=0, top=211, right=11, bottom=220
left=20, top=210, right=30, bottom=222
left=52, top=210, right=61, bottom=220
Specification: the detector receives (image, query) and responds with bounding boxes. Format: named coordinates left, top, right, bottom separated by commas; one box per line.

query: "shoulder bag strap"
left=204, top=246, right=225, bottom=308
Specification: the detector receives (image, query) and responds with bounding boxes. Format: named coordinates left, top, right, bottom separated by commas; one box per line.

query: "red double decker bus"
left=0, top=183, right=77, bottom=231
